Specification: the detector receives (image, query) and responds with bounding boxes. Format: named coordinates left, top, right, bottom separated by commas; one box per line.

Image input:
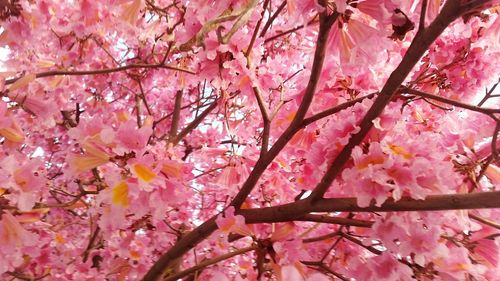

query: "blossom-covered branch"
left=5, top=62, right=195, bottom=86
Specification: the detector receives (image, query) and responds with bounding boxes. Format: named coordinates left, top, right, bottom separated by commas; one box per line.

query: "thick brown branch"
left=311, top=191, right=500, bottom=212
left=418, top=0, right=428, bottom=33
left=239, top=191, right=500, bottom=223
left=309, top=1, right=467, bottom=201
left=5, top=63, right=195, bottom=85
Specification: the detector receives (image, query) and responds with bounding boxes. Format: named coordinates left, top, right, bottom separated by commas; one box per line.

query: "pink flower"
left=471, top=239, right=499, bottom=268
left=0, top=211, right=37, bottom=248
left=215, top=206, right=253, bottom=237
left=0, top=102, right=24, bottom=144
left=351, top=253, right=413, bottom=281
left=67, top=140, right=112, bottom=175
left=129, top=154, right=157, bottom=185
left=115, top=119, right=153, bottom=153
left=0, top=211, right=38, bottom=274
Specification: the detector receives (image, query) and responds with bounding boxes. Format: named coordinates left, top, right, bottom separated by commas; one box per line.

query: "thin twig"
left=163, top=245, right=257, bottom=281
left=301, top=261, right=350, bottom=281
left=477, top=78, right=499, bottom=106
left=338, top=232, right=383, bottom=255
left=302, top=92, right=378, bottom=127
left=469, top=213, right=500, bottom=230
left=404, top=87, right=500, bottom=115
left=253, top=86, right=271, bottom=157
left=264, top=16, right=319, bottom=43
left=245, top=0, right=270, bottom=58
left=259, top=1, right=287, bottom=37
left=170, top=99, right=219, bottom=146
left=6, top=271, right=50, bottom=281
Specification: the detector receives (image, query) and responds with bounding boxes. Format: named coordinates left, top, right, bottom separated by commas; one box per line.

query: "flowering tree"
left=0, top=0, right=500, bottom=280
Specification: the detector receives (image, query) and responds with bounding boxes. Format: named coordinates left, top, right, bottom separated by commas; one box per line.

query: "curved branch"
left=469, top=213, right=500, bottom=230
left=142, top=216, right=218, bottom=281
left=164, top=245, right=257, bottom=281
left=403, top=88, right=500, bottom=114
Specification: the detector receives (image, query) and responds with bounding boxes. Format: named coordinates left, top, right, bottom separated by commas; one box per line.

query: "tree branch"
left=264, top=16, right=318, bottom=43
left=5, top=63, right=195, bottom=85
left=403, top=87, right=500, bottom=114
left=229, top=10, right=338, bottom=209
left=303, top=231, right=340, bottom=243
left=311, top=191, right=500, bottom=212
left=142, top=217, right=219, bottom=281
left=253, top=86, right=271, bottom=157
left=239, top=191, right=500, bottom=224
left=143, top=10, right=338, bottom=281
left=338, top=232, right=383, bottom=255
left=259, top=1, right=287, bottom=38
left=170, top=99, right=219, bottom=146
left=469, top=212, right=500, bottom=230
left=6, top=271, right=50, bottom=281
left=301, top=261, right=350, bottom=281
left=245, top=0, right=270, bottom=58
left=169, top=90, right=183, bottom=142
left=308, top=0, right=467, bottom=201
left=163, top=245, right=257, bottom=281
left=301, top=92, right=378, bottom=127
left=418, top=0, right=428, bottom=33
left=477, top=78, right=499, bottom=106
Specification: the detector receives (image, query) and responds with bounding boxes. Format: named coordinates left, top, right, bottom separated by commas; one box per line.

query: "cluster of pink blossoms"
left=0, top=0, right=499, bottom=280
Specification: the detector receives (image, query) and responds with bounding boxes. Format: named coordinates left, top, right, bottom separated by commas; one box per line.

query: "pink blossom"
left=215, top=206, right=253, bottom=237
